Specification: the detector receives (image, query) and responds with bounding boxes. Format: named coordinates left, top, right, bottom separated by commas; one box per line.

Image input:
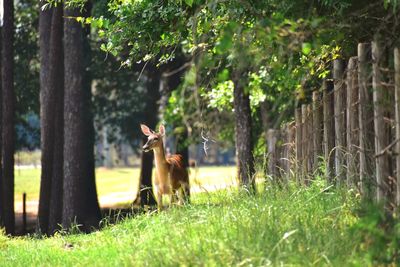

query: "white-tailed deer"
left=141, top=124, right=190, bottom=210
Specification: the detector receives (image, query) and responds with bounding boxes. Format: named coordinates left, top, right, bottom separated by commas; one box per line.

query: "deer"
left=141, top=124, right=190, bottom=210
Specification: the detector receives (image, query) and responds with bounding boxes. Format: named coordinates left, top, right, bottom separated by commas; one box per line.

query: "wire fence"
left=266, top=42, right=400, bottom=210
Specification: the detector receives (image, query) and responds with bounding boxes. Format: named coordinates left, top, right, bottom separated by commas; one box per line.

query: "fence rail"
left=266, top=42, right=400, bottom=210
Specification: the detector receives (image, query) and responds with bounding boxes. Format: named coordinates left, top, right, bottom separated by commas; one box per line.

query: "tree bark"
left=48, top=5, right=64, bottom=234
left=0, top=21, right=3, bottom=228
left=83, top=1, right=101, bottom=230
left=37, top=1, right=53, bottom=235
left=134, top=66, right=160, bottom=207
left=135, top=139, right=157, bottom=207
left=233, top=70, right=255, bottom=192
left=62, top=6, right=100, bottom=231
left=1, top=0, right=15, bottom=235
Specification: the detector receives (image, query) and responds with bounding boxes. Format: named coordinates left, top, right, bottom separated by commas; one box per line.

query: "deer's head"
left=141, top=124, right=165, bottom=152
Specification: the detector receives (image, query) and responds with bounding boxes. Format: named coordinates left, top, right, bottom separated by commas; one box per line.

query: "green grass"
left=14, top=166, right=236, bottom=202
left=14, top=167, right=141, bottom=202
left=1, top=179, right=392, bottom=266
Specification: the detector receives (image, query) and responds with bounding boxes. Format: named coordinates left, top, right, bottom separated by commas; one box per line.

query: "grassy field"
left=14, top=166, right=237, bottom=203
left=9, top=167, right=400, bottom=266
left=2, top=179, right=398, bottom=266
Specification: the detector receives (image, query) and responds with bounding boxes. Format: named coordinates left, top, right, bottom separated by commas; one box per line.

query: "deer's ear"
left=140, top=124, right=152, bottom=136
left=159, top=124, right=165, bottom=136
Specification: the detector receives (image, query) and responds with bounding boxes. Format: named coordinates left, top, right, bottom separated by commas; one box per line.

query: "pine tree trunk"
left=62, top=6, right=100, bottom=231
left=38, top=4, right=65, bottom=235
left=83, top=1, right=101, bottom=225
left=37, top=2, right=53, bottom=235
left=134, top=66, right=160, bottom=206
left=0, top=22, right=3, bottom=228
left=1, top=0, right=15, bottom=235
left=233, top=70, right=255, bottom=192
left=48, top=5, right=64, bottom=234
left=135, top=139, right=157, bottom=207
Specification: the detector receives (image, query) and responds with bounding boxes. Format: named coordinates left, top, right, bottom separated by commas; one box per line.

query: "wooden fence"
left=267, top=42, right=400, bottom=209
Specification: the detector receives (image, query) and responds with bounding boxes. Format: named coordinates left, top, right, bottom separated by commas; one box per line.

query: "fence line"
left=266, top=42, right=400, bottom=210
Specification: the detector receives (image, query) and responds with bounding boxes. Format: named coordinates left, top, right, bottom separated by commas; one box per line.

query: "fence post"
left=312, top=91, right=323, bottom=172
left=267, top=129, right=281, bottom=182
left=287, top=121, right=296, bottom=179
left=333, top=59, right=346, bottom=185
left=295, top=108, right=302, bottom=184
left=302, top=104, right=308, bottom=184
left=394, top=47, right=400, bottom=206
left=358, top=43, right=375, bottom=199
left=323, top=80, right=335, bottom=183
left=346, top=57, right=359, bottom=187
left=372, top=40, right=390, bottom=204
left=23, top=192, right=27, bottom=235
left=281, top=124, right=290, bottom=176
left=307, top=104, right=313, bottom=179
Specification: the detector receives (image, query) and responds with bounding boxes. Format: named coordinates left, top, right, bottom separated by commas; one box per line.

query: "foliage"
left=60, top=0, right=400, bottom=150
left=351, top=204, right=400, bottom=264
left=15, top=113, right=40, bottom=151
left=14, top=0, right=40, bottom=150
left=90, top=45, right=147, bottom=148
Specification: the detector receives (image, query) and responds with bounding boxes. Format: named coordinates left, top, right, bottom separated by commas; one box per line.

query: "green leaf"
left=215, top=34, right=233, bottom=54
left=217, top=69, right=229, bottom=82
left=184, top=0, right=194, bottom=7
left=302, top=42, right=312, bottom=55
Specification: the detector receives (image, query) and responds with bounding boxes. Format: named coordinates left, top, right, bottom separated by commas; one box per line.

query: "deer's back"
left=166, top=154, right=189, bottom=185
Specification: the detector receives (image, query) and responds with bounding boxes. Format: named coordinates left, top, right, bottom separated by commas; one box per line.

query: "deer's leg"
left=157, top=190, right=163, bottom=211
left=170, top=189, right=178, bottom=206
left=181, top=182, right=190, bottom=204
left=177, top=187, right=184, bottom=205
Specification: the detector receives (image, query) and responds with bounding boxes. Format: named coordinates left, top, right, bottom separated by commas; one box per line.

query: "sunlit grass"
left=0, top=180, right=376, bottom=266
left=14, top=166, right=236, bottom=203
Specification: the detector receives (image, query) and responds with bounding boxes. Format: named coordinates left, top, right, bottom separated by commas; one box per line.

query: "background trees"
left=89, top=0, right=399, bottom=188
left=62, top=3, right=101, bottom=231
left=1, top=0, right=15, bottom=235
left=37, top=2, right=64, bottom=235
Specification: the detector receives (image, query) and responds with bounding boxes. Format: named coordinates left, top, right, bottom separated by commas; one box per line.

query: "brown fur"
left=141, top=124, right=190, bottom=209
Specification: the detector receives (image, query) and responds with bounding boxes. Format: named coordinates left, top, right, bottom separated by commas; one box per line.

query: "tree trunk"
left=0, top=21, right=3, bottom=227
left=135, top=139, right=157, bottom=207
left=62, top=6, right=100, bottom=231
left=37, top=2, right=53, bottom=235
left=1, top=0, right=15, bottom=235
left=233, top=70, right=255, bottom=192
left=48, top=5, right=64, bottom=235
left=83, top=1, right=101, bottom=230
left=134, top=66, right=160, bottom=207
left=176, top=128, right=189, bottom=168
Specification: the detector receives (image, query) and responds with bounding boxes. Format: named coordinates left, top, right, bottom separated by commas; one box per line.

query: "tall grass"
left=1, top=177, right=385, bottom=266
